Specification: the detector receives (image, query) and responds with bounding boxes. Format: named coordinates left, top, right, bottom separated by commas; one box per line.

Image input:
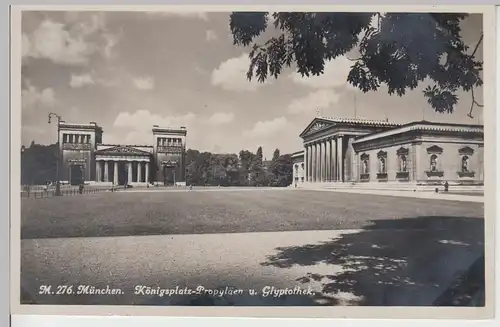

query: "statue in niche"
left=400, top=155, right=407, bottom=172
left=462, top=156, right=469, bottom=172
left=430, top=155, right=438, bottom=172
left=379, top=158, right=386, bottom=173
left=363, top=160, right=369, bottom=174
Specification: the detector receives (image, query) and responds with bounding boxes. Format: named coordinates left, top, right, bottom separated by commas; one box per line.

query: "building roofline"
left=299, top=116, right=401, bottom=138
left=95, top=144, right=153, bottom=155
left=152, top=125, right=187, bottom=135
left=354, top=120, right=484, bottom=143
left=98, top=144, right=154, bottom=148
left=291, top=150, right=304, bottom=157
left=58, top=122, right=103, bottom=131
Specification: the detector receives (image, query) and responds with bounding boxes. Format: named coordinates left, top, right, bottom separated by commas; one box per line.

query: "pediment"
left=299, top=118, right=335, bottom=138
left=377, top=150, right=387, bottom=158
left=458, top=146, right=474, bottom=156
left=396, top=146, right=409, bottom=156
left=96, top=145, right=151, bottom=156
left=426, top=145, right=443, bottom=154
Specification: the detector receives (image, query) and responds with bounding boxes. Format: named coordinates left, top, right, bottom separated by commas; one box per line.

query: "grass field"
left=20, top=188, right=486, bottom=306
left=21, top=188, right=484, bottom=239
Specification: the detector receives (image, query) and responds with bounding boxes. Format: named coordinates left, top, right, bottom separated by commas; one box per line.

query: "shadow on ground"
left=22, top=216, right=482, bottom=306
left=261, top=216, right=485, bottom=306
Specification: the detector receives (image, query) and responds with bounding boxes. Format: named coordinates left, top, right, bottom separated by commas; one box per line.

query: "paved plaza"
left=21, top=188, right=485, bottom=306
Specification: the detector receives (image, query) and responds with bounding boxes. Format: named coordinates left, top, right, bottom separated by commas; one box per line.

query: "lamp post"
left=48, top=112, right=62, bottom=196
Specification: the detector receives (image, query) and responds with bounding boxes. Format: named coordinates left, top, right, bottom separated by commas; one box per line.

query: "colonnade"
left=304, top=136, right=344, bottom=183
left=96, top=160, right=150, bottom=184
left=62, top=133, right=91, bottom=144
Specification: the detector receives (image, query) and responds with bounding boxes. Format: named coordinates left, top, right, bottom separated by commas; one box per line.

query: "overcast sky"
left=20, top=11, right=483, bottom=158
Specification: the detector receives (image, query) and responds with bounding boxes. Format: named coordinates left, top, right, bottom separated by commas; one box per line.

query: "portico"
left=293, top=117, right=484, bottom=188
left=94, top=146, right=152, bottom=186
left=57, top=121, right=188, bottom=186
left=300, top=117, right=399, bottom=184
left=304, top=136, right=344, bottom=183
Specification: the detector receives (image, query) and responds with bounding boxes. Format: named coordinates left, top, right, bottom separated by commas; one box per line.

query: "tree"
left=255, top=146, right=263, bottom=165
left=21, top=142, right=58, bottom=185
left=273, top=154, right=294, bottom=187
left=238, top=150, right=256, bottom=184
left=229, top=12, right=483, bottom=117
left=252, top=146, right=265, bottom=186
left=267, top=148, right=282, bottom=186
left=272, top=148, right=280, bottom=162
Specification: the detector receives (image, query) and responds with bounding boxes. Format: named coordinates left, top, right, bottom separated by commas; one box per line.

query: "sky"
left=20, top=11, right=484, bottom=159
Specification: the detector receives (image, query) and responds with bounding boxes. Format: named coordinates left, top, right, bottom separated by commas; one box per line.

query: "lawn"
left=21, top=189, right=484, bottom=239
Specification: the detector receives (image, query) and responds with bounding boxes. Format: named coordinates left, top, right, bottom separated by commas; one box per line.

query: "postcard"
left=10, top=4, right=496, bottom=319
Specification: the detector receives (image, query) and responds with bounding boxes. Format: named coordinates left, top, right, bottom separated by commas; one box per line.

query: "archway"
left=69, top=164, right=84, bottom=185
left=163, top=164, right=177, bottom=186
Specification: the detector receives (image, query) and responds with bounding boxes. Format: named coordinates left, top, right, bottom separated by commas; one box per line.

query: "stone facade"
left=291, top=151, right=305, bottom=185
left=58, top=121, right=187, bottom=186
left=293, top=117, right=484, bottom=187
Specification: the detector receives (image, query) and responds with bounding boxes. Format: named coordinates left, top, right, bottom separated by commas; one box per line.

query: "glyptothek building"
left=291, top=117, right=484, bottom=189
left=57, top=121, right=187, bottom=186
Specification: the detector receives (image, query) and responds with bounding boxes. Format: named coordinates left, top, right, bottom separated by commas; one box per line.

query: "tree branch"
left=467, top=87, right=484, bottom=119
left=471, top=33, right=483, bottom=57
left=346, top=56, right=361, bottom=61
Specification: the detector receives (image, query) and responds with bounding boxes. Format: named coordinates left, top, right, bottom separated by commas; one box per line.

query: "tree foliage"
left=229, top=12, right=483, bottom=116
left=21, top=144, right=295, bottom=188
left=184, top=147, right=293, bottom=187
left=21, top=142, right=58, bottom=185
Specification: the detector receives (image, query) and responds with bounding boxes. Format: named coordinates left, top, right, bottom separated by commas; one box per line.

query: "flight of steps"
left=296, top=181, right=484, bottom=193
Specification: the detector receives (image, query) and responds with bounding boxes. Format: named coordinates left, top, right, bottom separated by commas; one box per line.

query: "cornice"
left=354, top=123, right=484, bottom=144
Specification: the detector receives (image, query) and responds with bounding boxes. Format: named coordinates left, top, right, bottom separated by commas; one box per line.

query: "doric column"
left=128, top=161, right=133, bottom=183
left=304, top=145, right=309, bottom=182
left=318, top=142, right=322, bottom=182
left=314, top=144, right=317, bottom=181
left=104, top=161, right=109, bottom=182
left=323, top=140, right=327, bottom=182
left=307, top=144, right=314, bottom=182
left=337, top=136, right=343, bottom=182
left=334, top=138, right=338, bottom=181
left=113, top=161, right=118, bottom=185
left=320, top=140, right=326, bottom=182
left=145, top=162, right=150, bottom=184
left=323, top=140, right=328, bottom=182
left=137, top=162, right=142, bottom=182
left=311, top=143, right=317, bottom=182
left=318, top=142, right=323, bottom=182
left=308, top=144, right=312, bottom=182
left=313, top=143, right=319, bottom=183
left=96, top=161, right=101, bottom=182
left=329, top=138, right=334, bottom=181
left=325, top=139, right=330, bottom=182
left=316, top=142, right=320, bottom=182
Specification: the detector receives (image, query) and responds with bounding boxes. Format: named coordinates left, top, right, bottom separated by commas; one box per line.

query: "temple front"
left=291, top=117, right=484, bottom=188
left=57, top=121, right=187, bottom=186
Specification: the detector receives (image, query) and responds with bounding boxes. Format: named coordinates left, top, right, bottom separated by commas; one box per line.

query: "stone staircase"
left=297, top=181, right=484, bottom=193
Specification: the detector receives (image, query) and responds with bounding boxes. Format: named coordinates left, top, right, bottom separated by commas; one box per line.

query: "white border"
left=7, top=1, right=499, bottom=326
